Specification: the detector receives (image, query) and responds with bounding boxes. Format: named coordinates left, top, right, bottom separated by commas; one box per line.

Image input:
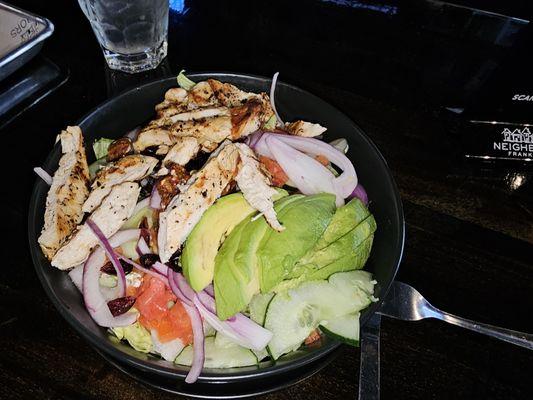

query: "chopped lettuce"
left=112, top=319, right=152, bottom=353
left=264, top=115, right=277, bottom=130
left=93, top=138, right=114, bottom=160
left=177, top=70, right=196, bottom=90
left=88, top=158, right=107, bottom=180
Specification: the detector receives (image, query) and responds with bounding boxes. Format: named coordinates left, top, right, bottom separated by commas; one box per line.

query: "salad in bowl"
left=34, top=72, right=377, bottom=383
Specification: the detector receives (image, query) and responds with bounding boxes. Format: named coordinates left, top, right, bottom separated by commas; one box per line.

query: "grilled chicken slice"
left=52, top=182, right=140, bottom=270
left=155, top=82, right=217, bottom=118
left=38, top=126, right=90, bottom=260
left=285, top=120, right=326, bottom=137
left=158, top=142, right=240, bottom=262
left=207, top=79, right=265, bottom=107
left=170, top=99, right=272, bottom=145
left=83, top=155, right=158, bottom=213
left=133, top=128, right=174, bottom=152
left=162, top=137, right=200, bottom=168
left=149, top=107, right=230, bottom=129
left=234, top=143, right=283, bottom=231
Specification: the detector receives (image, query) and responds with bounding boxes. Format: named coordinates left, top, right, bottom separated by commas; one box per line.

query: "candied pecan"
left=106, top=138, right=134, bottom=162
left=155, top=163, right=190, bottom=209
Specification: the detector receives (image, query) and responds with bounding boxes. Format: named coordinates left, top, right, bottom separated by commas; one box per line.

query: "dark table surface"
left=1, top=0, right=533, bottom=399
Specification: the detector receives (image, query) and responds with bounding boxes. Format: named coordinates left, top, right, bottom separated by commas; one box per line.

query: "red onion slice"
left=204, top=284, right=214, bottom=297
left=174, top=272, right=197, bottom=301
left=152, top=261, right=169, bottom=277
left=150, top=185, right=162, bottom=210
left=136, top=236, right=151, bottom=256
left=266, top=135, right=341, bottom=205
left=182, top=301, right=204, bottom=383
left=349, top=183, right=369, bottom=206
left=83, top=248, right=138, bottom=327
left=269, top=133, right=358, bottom=198
left=34, top=167, right=52, bottom=185
left=87, top=220, right=127, bottom=297
left=269, top=72, right=283, bottom=125
left=196, top=292, right=273, bottom=350
left=118, top=255, right=170, bottom=287
left=166, top=269, right=204, bottom=383
left=167, top=269, right=192, bottom=306
left=253, top=133, right=274, bottom=158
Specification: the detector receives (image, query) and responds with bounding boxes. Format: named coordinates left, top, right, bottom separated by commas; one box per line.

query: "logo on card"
left=493, top=126, right=533, bottom=158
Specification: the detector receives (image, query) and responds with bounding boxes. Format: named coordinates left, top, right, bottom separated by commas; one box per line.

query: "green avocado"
left=182, top=190, right=288, bottom=292
left=214, top=195, right=303, bottom=320
left=258, top=193, right=337, bottom=293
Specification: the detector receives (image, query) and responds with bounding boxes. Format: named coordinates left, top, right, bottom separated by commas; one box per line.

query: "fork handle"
left=435, top=310, right=533, bottom=350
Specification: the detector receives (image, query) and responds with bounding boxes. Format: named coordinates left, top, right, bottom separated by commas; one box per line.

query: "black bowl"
left=28, top=73, right=404, bottom=384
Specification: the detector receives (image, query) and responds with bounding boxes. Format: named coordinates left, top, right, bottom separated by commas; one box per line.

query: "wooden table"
left=1, top=0, right=532, bottom=398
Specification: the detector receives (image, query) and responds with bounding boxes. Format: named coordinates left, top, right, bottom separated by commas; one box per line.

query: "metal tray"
left=0, top=1, right=53, bottom=81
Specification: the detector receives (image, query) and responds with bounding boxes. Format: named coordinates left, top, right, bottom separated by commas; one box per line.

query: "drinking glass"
left=78, top=0, right=169, bottom=73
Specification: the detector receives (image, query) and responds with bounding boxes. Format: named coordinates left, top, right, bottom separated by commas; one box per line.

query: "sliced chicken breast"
left=155, top=82, right=217, bottom=119
left=52, top=182, right=140, bottom=270
left=162, top=137, right=200, bottom=167
left=83, top=155, right=158, bottom=213
left=133, top=128, right=174, bottom=152
left=234, top=143, right=283, bottom=231
left=285, top=120, right=327, bottom=137
left=38, top=126, right=90, bottom=260
left=158, top=142, right=239, bottom=262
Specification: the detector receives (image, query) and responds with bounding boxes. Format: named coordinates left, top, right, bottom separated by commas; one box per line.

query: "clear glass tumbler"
left=78, top=0, right=169, bottom=73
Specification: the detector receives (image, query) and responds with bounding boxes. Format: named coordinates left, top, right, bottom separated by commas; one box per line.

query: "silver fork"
left=378, top=281, right=533, bottom=350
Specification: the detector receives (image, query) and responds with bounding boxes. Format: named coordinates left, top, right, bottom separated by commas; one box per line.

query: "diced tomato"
left=315, top=154, right=329, bottom=166
left=304, top=329, right=321, bottom=345
left=259, top=156, right=289, bottom=187
left=126, top=284, right=140, bottom=297
left=134, top=276, right=193, bottom=344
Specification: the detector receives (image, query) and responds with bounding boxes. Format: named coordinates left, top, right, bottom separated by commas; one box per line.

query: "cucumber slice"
left=119, top=239, right=138, bottom=260
left=252, top=347, right=269, bottom=363
left=175, top=337, right=257, bottom=368
left=214, top=332, right=237, bottom=349
left=122, top=205, right=156, bottom=229
left=328, top=270, right=377, bottom=312
left=249, top=293, right=275, bottom=325
left=215, top=332, right=268, bottom=364
left=320, top=312, right=360, bottom=346
left=265, top=280, right=359, bottom=360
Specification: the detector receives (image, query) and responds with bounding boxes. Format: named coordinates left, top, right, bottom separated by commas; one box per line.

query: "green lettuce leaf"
left=177, top=70, right=196, bottom=90
left=264, top=115, right=277, bottom=130
left=93, top=138, right=114, bottom=160
left=112, top=319, right=152, bottom=353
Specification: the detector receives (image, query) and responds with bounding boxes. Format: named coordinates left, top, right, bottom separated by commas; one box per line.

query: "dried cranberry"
left=107, top=296, right=136, bottom=317
left=139, top=253, right=160, bottom=269
left=140, top=227, right=151, bottom=243
left=139, top=217, right=150, bottom=230
left=101, top=259, right=133, bottom=275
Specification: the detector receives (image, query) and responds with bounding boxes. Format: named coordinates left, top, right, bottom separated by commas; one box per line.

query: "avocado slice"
left=291, top=214, right=377, bottom=278
left=258, top=193, right=337, bottom=293
left=214, top=195, right=303, bottom=320
left=182, top=189, right=288, bottom=292
left=313, top=198, right=370, bottom=251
